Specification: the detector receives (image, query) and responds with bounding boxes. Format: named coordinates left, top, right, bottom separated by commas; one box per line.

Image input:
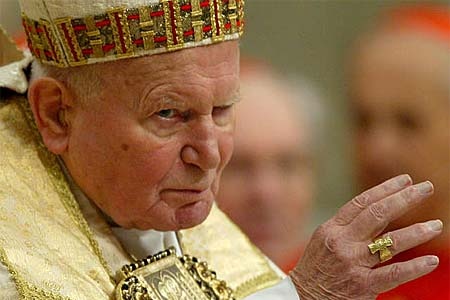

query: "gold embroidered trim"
left=85, top=15, right=105, bottom=58
left=191, top=0, right=204, bottom=42
left=237, top=0, right=245, bottom=37
left=234, top=272, right=281, bottom=299
left=0, top=247, right=70, bottom=299
left=116, top=248, right=235, bottom=299
left=163, top=0, right=183, bottom=51
left=108, top=7, right=134, bottom=58
left=22, top=0, right=245, bottom=67
left=54, top=17, right=87, bottom=66
left=16, top=100, right=115, bottom=283
left=210, top=0, right=224, bottom=43
left=21, top=15, right=66, bottom=67
left=138, top=6, right=156, bottom=50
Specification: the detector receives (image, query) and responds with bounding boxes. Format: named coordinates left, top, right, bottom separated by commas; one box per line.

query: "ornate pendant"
left=115, top=247, right=235, bottom=300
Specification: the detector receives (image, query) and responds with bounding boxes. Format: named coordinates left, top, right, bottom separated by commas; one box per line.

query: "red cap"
left=384, top=5, right=450, bottom=44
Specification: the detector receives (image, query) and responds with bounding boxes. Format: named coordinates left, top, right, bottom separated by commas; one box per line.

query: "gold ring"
left=368, top=236, right=393, bottom=263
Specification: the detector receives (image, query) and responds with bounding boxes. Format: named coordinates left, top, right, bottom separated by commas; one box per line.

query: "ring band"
left=368, top=236, right=393, bottom=263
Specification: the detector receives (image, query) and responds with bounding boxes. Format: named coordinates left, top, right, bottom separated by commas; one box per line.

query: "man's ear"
left=28, top=77, right=73, bottom=155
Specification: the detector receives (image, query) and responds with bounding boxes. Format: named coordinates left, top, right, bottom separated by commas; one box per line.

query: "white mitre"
left=19, top=0, right=244, bottom=67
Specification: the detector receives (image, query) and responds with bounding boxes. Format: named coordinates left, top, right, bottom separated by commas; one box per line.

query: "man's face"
left=350, top=33, right=449, bottom=224
left=218, top=72, right=315, bottom=254
left=63, top=41, right=240, bottom=230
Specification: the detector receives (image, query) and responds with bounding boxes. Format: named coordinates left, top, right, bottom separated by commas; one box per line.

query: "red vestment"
left=378, top=248, right=449, bottom=300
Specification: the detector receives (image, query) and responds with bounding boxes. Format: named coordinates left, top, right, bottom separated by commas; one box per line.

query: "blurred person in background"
left=348, top=5, right=450, bottom=299
left=217, top=59, right=323, bottom=272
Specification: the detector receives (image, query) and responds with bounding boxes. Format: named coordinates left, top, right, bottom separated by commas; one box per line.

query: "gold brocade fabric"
left=0, top=98, right=118, bottom=299
left=0, top=97, right=282, bottom=299
left=179, top=205, right=283, bottom=299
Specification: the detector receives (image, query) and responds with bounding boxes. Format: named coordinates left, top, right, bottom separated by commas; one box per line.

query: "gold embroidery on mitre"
left=178, top=204, right=283, bottom=299
left=21, top=0, right=245, bottom=67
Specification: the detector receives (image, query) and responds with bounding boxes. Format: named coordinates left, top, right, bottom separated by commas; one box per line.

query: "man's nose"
left=181, top=117, right=221, bottom=171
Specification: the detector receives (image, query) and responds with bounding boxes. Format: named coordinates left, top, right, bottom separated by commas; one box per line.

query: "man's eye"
left=212, top=104, right=234, bottom=126
left=213, top=104, right=233, bottom=115
left=156, top=109, right=177, bottom=119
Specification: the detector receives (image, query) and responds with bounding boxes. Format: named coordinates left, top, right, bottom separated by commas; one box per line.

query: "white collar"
left=111, top=227, right=182, bottom=259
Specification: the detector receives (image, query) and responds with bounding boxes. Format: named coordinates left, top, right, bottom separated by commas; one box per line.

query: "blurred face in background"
left=217, top=68, right=316, bottom=265
left=350, top=31, right=450, bottom=230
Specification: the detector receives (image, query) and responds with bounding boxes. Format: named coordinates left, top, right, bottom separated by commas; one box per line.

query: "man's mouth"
left=160, top=188, right=211, bottom=208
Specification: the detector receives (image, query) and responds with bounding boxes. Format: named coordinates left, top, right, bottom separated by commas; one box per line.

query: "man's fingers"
left=333, top=174, right=412, bottom=226
left=364, top=220, right=443, bottom=267
left=367, top=256, right=439, bottom=294
left=349, top=181, right=433, bottom=240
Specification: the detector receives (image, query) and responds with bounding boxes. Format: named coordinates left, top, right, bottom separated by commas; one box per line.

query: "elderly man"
left=349, top=5, right=449, bottom=299
left=217, top=60, right=320, bottom=272
left=0, top=1, right=444, bottom=299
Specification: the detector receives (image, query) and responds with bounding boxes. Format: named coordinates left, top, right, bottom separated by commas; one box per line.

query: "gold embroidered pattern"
left=21, top=16, right=65, bottom=67
left=0, top=226, right=70, bottom=299
left=0, top=98, right=116, bottom=298
left=85, top=15, right=105, bottom=58
left=108, top=7, right=134, bottom=58
left=191, top=0, right=204, bottom=42
left=138, top=6, right=156, bottom=50
left=17, top=100, right=116, bottom=282
left=178, top=204, right=283, bottom=299
left=237, top=0, right=245, bottom=37
left=234, top=272, right=281, bottom=299
left=210, top=0, right=224, bottom=42
left=54, top=17, right=87, bottom=66
left=22, top=0, right=245, bottom=67
left=116, top=248, right=234, bottom=300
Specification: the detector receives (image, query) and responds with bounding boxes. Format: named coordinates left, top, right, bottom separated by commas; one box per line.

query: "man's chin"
left=174, top=199, right=213, bottom=229
left=116, top=199, right=213, bottom=231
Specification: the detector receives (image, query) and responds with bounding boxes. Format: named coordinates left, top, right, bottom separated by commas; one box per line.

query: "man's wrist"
left=289, top=269, right=313, bottom=299
left=289, top=269, right=327, bottom=300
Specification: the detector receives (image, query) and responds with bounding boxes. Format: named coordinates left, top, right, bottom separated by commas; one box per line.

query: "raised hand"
left=290, top=174, right=442, bottom=299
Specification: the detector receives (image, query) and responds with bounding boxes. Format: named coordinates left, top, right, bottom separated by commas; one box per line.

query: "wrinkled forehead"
left=85, top=41, right=240, bottom=109
left=96, top=41, right=239, bottom=87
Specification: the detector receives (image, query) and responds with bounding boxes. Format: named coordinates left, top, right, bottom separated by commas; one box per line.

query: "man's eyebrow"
left=134, top=88, right=241, bottom=111
left=135, top=95, right=186, bottom=114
